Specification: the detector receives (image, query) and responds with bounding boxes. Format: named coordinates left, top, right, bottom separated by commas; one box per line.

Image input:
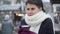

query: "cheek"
left=31, top=11, right=37, bottom=15
left=33, top=10, right=39, bottom=14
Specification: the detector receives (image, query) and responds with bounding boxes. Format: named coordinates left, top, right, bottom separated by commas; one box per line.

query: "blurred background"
left=0, top=0, right=60, bottom=34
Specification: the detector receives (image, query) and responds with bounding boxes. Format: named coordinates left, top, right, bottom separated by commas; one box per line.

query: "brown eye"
left=31, top=8, right=35, bottom=10
left=27, top=8, right=29, bottom=10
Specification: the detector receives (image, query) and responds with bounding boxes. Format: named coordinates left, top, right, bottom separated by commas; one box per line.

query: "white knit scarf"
left=25, top=11, right=54, bottom=34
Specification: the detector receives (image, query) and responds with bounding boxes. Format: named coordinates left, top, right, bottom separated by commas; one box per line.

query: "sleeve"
left=10, top=21, right=14, bottom=31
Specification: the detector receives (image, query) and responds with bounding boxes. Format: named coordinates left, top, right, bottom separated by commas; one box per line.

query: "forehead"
left=27, top=4, right=38, bottom=8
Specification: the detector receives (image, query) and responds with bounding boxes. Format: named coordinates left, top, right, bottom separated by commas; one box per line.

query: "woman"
left=2, top=15, right=14, bottom=34
left=19, top=0, right=55, bottom=34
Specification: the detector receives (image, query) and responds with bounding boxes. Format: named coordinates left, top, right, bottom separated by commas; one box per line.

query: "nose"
left=28, top=9, right=32, bottom=13
left=27, top=10, right=33, bottom=16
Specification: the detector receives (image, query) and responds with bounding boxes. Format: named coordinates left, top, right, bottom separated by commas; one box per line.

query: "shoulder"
left=39, top=18, right=54, bottom=34
left=40, top=18, right=53, bottom=28
left=42, top=18, right=52, bottom=24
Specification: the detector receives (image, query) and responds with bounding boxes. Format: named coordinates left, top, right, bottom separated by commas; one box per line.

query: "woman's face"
left=27, top=4, right=42, bottom=16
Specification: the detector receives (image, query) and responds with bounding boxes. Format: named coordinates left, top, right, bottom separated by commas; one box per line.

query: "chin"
left=28, top=15, right=32, bottom=16
left=28, top=14, right=33, bottom=16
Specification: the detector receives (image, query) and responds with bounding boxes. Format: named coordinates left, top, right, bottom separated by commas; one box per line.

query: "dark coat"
left=19, top=18, right=54, bottom=34
left=2, top=19, right=14, bottom=34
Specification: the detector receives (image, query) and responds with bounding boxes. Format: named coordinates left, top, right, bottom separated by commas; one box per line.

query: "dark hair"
left=26, top=0, right=45, bottom=12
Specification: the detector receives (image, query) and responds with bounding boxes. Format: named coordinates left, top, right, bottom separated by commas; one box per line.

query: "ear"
left=39, top=7, right=42, bottom=11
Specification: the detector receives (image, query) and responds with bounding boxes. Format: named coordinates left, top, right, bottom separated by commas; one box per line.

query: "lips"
left=28, top=13, right=33, bottom=16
